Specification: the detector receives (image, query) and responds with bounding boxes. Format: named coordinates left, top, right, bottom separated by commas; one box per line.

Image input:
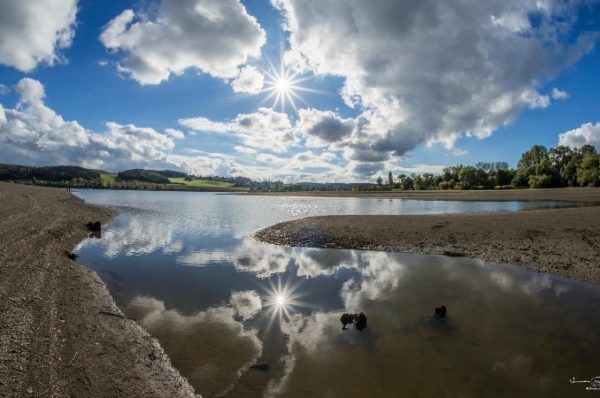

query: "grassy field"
left=100, top=173, right=117, bottom=185
left=169, top=177, right=234, bottom=189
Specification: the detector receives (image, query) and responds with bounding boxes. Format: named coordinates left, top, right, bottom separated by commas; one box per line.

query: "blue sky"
left=0, top=0, right=599, bottom=182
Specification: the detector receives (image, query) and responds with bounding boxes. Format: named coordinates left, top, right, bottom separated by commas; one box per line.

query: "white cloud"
left=0, top=78, right=175, bottom=170
left=273, top=0, right=597, bottom=161
left=0, top=0, right=77, bottom=72
left=100, top=0, right=266, bottom=85
left=0, top=84, right=10, bottom=95
left=231, top=65, right=264, bottom=94
left=551, top=88, right=569, bottom=100
left=558, top=122, right=600, bottom=148
left=452, top=148, right=469, bottom=156
left=165, top=128, right=185, bottom=139
left=233, top=146, right=257, bottom=154
left=180, top=107, right=296, bottom=152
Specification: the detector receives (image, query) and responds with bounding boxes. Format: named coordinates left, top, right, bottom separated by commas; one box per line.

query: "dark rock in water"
left=340, top=312, right=368, bottom=331
left=250, top=362, right=269, bottom=371
left=355, top=312, right=367, bottom=331
left=340, top=313, right=354, bottom=330
left=87, top=221, right=102, bottom=232
left=434, top=305, right=447, bottom=318
left=65, top=250, right=78, bottom=261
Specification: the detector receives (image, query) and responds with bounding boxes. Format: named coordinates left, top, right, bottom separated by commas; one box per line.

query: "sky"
left=0, top=0, right=599, bottom=182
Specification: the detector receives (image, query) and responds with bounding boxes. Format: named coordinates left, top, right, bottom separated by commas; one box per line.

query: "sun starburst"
left=261, top=63, right=320, bottom=112
left=260, top=275, right=312, bottom=335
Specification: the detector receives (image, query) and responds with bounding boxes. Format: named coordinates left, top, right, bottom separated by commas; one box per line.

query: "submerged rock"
left=250, top=362, right=269, bottom=371
left=340, top=312, right=368, bottom=331
left=434, top=305, right=447, bottom=318
left=87, top=221, right=102, bottom=232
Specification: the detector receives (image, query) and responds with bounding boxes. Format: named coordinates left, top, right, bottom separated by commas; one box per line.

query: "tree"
left=388, top=171, right=394, bottom=187
left=376, top=176, right=383, bottom=186
left=513, top=145, right=553, bottom=187
left=577, top=152, right=600, bottom=187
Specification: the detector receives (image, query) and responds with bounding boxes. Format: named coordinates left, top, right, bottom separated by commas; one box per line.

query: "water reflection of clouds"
left=489, top=268, right=570, bottom=297
left=128, top=291, right=263, bottom=397
left=79, top=216, right=183, bottom=258
left=341, top=252, right=407, bottom=311
left=230, top=290, right=263, bottom=321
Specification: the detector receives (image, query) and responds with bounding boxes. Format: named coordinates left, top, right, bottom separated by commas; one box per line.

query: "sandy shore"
left=0, top=182, right=197, bottom=397
left=244, top=186, right=600, bottom=202
left=255, top=189, right=600, bottom=285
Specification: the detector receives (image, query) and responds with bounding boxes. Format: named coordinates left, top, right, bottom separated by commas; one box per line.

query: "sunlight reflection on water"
left=74, top=191, right=599, bottom=398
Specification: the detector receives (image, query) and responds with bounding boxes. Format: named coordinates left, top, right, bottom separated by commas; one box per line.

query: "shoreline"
left=0, top=182, right=197, bottom=397
left=240, top=186, right=600, bottom=202
left=255, top=205, right=600, bottom=285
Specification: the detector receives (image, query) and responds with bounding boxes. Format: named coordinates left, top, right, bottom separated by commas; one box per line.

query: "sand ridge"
left=255, top=194, right=600, bottom=285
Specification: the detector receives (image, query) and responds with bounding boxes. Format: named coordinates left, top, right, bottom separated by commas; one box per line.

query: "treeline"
left=376, top=144, right=600, bottom=190
left=0, top=164, right=103, bottom=186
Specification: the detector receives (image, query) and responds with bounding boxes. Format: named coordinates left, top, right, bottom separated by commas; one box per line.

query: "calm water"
left=74, top=191, right=600, bottom=397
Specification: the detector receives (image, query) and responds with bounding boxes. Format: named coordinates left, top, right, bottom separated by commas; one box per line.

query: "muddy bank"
left=244, top=186, right=600, bottom=202
left=0, top=182, right=197, bottom=397
left=255, top=205, right=600, bottom=285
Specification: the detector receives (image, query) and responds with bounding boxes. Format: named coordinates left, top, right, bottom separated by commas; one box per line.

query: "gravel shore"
left=0, top=182, right=197, bottom=397
left=255, top=189, right=600, bottom=285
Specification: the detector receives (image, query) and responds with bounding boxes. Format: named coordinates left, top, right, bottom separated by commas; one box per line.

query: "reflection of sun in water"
left=262, top=276, right=311, bottom=333
left=262, top=63, right=319, bottom=112
left=275, top=293, right=287, bottom=307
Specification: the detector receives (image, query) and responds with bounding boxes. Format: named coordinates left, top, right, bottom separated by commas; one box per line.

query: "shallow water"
left=74, top=191, right=600, bottom=397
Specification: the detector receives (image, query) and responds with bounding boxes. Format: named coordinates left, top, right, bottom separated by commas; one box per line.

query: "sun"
left=261, top=63, right=318, bottom=112
left=275, top=293, right=287, bottom=307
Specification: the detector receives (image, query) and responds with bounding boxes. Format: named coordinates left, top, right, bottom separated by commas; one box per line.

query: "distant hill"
left=0, top=162, right=376, bottom=192
left=0, top=164, right=101, bottom=182
left=117, top=169, right=171, bottom=184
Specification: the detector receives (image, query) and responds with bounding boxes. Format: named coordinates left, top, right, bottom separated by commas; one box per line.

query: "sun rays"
left=260, top=62, right=321, bottom=112
left=260, top=275, right=312, bottom=335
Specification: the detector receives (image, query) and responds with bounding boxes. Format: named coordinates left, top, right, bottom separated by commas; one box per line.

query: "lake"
left=74, top=190, right=600, bottom=397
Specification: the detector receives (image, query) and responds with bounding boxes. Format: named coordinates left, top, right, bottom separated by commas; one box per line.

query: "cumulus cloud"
left=100, top=0, right=266, bottom=85
left=0, top=78, right=176, bottom=170
left=231, top=65, right=264, bottom=94
left=273, top=0, right=597, bottom=161
left=558, top=121, right=600, bottom=148
left=165, top=128, right=185, bottom=139
left=180, top=107, right=296, bottom=152
left=0, top=0, right=77, bottom=72
left=0, top=78, right=355, bottom=181
left=0, top=84, right=10, bottom=95
left=297, top=108, right=355, bottom=147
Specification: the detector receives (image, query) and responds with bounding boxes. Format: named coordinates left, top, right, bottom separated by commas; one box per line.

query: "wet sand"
left=255, top=188, right=600, bottom=285
left=0, top=182, right=197, bottom=397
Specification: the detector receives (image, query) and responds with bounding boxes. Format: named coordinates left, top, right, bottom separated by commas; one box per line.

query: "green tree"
left=376, top=176, right=383, bottom=186
left=513, top=145, right=553, bottom=188
left=388, top=171, right=394, bottom=187
left=577, top=152, right=600, bottom=187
